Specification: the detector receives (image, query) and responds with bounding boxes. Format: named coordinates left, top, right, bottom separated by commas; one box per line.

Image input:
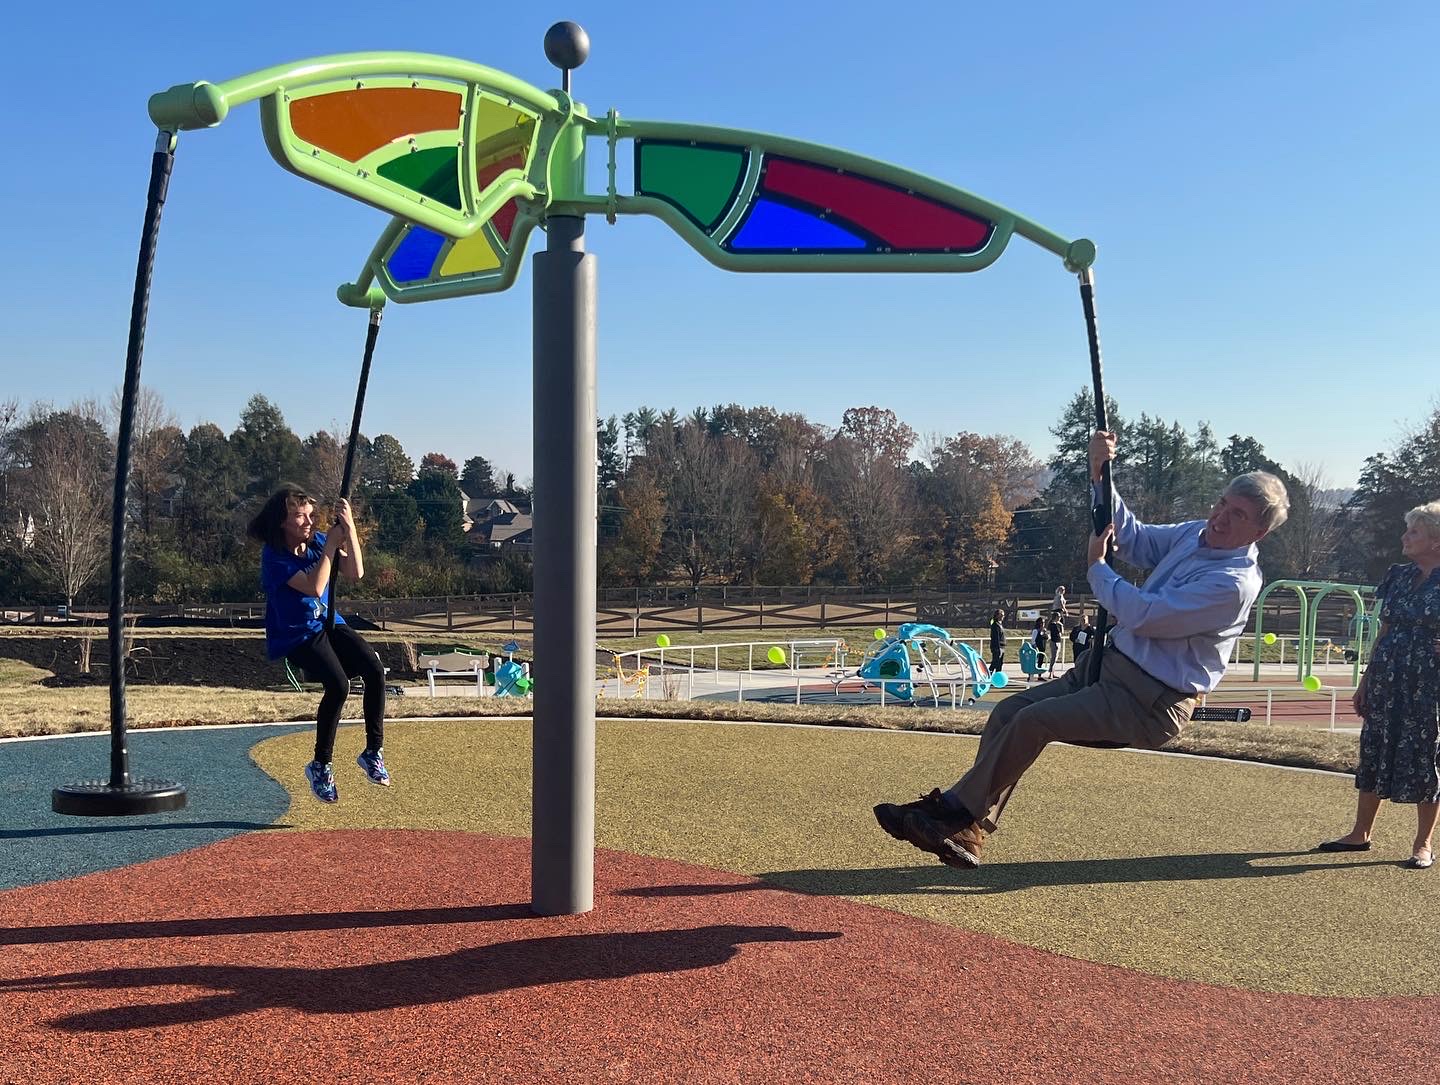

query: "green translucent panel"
left=636, top=142, right=746, bottom=232
left=376, top=147, right=462, bottom=210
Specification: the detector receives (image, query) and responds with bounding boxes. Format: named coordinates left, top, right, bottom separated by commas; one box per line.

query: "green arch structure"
left=147, top=51, right=1097, bottom=308
left=1251, top=579, right=1380, bottom=687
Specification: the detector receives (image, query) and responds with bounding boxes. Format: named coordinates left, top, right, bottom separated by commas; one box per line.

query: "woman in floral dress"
left=1318, top=501, right=1440, bottom=869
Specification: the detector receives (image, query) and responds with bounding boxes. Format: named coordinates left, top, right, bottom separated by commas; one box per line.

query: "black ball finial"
left=544, top=21, right=590, bottom=74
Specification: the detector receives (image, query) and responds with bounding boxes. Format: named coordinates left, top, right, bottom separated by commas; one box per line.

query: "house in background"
left=464, top=496, right=534, bottom=555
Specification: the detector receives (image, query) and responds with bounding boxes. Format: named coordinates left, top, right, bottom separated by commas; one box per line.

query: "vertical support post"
left=530, top=214, right=597, bottom=917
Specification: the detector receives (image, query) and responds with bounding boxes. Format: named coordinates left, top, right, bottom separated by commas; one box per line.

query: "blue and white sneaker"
left=357, top=747, right=391, bottom=786
left=304, top=760, right=338, bottom=803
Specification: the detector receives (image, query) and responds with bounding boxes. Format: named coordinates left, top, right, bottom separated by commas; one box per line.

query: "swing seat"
left=284, top=657, right=398, bottom=696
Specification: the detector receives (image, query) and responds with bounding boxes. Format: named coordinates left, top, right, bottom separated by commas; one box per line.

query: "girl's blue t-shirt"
left=260, top=531, right=346, bottom=660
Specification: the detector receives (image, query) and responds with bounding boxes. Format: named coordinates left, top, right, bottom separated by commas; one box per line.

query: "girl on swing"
left=247, top=484, right=390, bottom=803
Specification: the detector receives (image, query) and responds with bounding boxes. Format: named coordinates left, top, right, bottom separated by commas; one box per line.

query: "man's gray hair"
left=1225, top=471, right=1290, bottom=532
left=1404, top=500, right=1440, bottom=541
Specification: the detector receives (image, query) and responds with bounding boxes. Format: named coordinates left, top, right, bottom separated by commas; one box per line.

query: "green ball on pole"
left=873, top=628, right=886, bottom=641
left=1302, top=674, right=1322, bottom=692
left=1262, top=632, right=1277, bottom=645
left=655, top=634, right=670, bottom=648
left=767, top=646, right=786, bottom=665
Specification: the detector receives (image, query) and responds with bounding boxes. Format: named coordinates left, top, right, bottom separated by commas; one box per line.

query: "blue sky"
left=4, top=2, right=1436, bottom=490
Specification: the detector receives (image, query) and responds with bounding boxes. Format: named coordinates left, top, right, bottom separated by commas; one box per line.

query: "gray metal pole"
left=530, top=214, right=597, bottom=916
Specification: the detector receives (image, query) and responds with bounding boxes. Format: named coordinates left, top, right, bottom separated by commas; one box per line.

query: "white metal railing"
left=601, top=636, right=1357, bottom=729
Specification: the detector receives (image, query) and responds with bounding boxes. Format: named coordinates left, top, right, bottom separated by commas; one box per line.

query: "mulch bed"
left=0, top=829, right=1427, bottom=1084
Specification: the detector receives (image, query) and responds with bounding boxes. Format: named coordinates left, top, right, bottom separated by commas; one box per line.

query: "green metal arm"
left=148, top=52, right=561, bottom=130
left=596, top=118, right=1095, bottom=274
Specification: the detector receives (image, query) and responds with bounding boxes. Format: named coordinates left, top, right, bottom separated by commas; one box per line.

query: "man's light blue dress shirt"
left=1086, top=486, right=1262, bottom=694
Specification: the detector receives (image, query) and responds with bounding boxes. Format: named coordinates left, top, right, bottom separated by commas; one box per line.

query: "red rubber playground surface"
left=0, top=829, right=1429, bottom=1084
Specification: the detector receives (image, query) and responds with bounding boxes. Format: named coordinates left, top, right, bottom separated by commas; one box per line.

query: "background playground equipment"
left=1252, top=580, right=1380, bottom=688
left=857, top=623, right=1008, bottom=704
left=602, top=651, right=649, bottom=699
left=492, top=640, right=532, bottom=697
left=1019, top=639, right=1044, bottom=680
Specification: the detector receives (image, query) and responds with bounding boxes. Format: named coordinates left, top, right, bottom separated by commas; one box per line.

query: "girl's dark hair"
left=246, top=484, right=314, bottom=550
left=992, top=609, right=1003, bottom=621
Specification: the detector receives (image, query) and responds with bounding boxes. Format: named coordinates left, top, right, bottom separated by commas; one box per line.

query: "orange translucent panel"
left=290, top=88, right=463, bottom=163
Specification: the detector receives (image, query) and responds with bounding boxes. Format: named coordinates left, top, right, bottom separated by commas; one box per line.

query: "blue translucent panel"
left=387, top=227, right=447, bottom=282
left=727, top=198, right=869, bottom=251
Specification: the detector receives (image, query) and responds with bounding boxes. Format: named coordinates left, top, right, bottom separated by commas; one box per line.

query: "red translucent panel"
left=762, top=158, right=993, bottom=252
left=476, top=155, right=526, bottom=243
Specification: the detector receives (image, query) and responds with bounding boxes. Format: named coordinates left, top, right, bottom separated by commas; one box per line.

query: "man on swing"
left=873, top=430, right=1289, bottom=867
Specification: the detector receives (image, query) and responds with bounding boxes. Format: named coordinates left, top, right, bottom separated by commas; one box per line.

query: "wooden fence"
left=1, top=582, right=1366, bottom=638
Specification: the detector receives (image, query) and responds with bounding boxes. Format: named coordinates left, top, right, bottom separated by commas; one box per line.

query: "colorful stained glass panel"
left=636, top=141, right=748, bottom=231
left=289, top=88, right=462, bottom=163
left=727, top=199, right=868, bottom=251
left=387, top=226, right=446, bottom=282
left=761, top=158, right=993, bottom=252
left=439, top=230, right=503, bottom=276
left=376, top=147, right=462, bottom=210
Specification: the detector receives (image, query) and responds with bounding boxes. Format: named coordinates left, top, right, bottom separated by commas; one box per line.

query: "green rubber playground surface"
left=253, top=717, right=1434, bottom=998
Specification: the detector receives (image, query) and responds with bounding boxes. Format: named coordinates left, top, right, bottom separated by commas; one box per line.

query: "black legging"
left=990, top=647, right=1005, bottom=673
left=286, top=624, right=386, bottom=764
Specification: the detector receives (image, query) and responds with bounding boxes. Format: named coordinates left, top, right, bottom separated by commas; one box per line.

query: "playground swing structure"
left=1250, top=579, right=1381, bottom=688
left=53, top=22, right=1259, bottom=914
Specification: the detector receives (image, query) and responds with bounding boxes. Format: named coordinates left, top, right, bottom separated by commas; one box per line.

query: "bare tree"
left=109, top=385, right=181, bottom=537
left=820, top=434, right=912, bottom=584
left=1277, top=461, right=1343, bottom=580
left=20, top=404, right=113, bottom=609
left=661, top=422, right=756, bottom=586
left=304, top=428, right=349, bottom=505
left=0, top=397, right=18, bottom=542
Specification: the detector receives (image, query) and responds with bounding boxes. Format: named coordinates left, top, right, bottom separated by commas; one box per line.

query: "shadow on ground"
left=0, top=923, right=840, bottom=1032
left=620, top=850, right=1398, bottom=900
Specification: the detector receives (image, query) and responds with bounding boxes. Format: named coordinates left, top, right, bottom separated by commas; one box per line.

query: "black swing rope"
left=53, top=131, right=189, bottom=815
left=1078, top=269, right=1250, bottom=725
left=325, top=305, right=383, bottom=632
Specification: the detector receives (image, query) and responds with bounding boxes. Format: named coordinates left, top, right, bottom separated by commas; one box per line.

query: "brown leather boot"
left=874, top=792, right=984, bottom=868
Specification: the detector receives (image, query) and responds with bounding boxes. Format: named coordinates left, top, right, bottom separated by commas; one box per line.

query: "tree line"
left=1, top=389, right=1436, bottom=609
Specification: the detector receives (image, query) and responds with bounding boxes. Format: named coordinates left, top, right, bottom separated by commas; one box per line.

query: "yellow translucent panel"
left=471, top=98, right=536, bottom=173
left=439, top=230, right=502, bottom=276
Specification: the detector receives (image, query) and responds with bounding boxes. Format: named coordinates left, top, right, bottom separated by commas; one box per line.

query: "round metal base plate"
left=52, top=780, right=188, bottom=817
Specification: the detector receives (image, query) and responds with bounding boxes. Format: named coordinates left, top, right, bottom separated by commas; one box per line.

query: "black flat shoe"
left=1315, top=839, right=1371, bottom=852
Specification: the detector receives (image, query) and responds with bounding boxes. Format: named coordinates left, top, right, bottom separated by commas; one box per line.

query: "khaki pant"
left=947, top=648, right=1196, bottom=832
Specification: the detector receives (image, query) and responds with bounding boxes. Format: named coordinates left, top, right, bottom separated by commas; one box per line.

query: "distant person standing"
left=1051, top=585, right=1070, bottom=618
left=989, top=610, right=1006, bottom=674
left=1070, top=613, right=1095, bottom=657
left=1046, top=612, right=1063, bottom=678
left=1031, top=617, right=1048, bottom=684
